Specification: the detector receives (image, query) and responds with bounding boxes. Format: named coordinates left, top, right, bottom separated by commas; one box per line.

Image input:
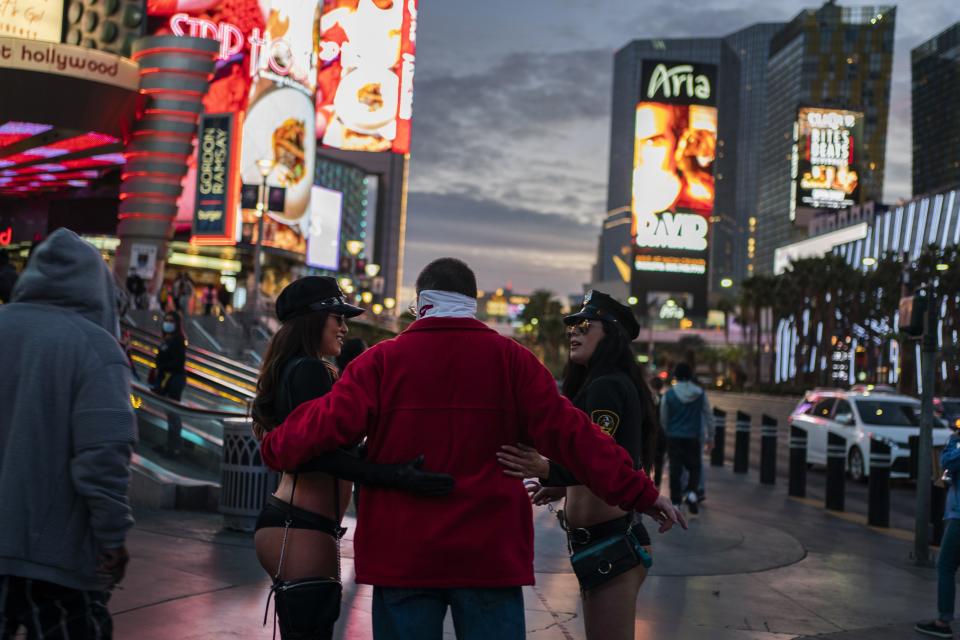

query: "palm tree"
left=716, top=295, right=736, bottom=345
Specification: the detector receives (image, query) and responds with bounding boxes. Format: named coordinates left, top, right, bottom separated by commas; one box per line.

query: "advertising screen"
left=793, top=107, right=863, bottom=214
left=306, top=185, right=343, bottom=270
left=631, top=60, right=717, bottom=315
left=316, top=0, right=417, bottom=153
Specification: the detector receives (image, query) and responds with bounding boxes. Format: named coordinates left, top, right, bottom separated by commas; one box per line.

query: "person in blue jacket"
left=917, top=431, right=960, bottom=638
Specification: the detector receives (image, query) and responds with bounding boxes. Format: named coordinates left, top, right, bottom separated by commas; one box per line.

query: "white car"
left=789, top=389, right=952, bottom=481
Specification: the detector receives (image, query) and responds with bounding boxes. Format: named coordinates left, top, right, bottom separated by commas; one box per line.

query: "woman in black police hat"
left=497, top=290, right=660, bottom=640
left=251, top=276, right=454, bottom=639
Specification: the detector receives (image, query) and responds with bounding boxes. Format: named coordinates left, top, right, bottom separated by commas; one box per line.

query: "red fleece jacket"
left=260, top=318, right=659, bottom=588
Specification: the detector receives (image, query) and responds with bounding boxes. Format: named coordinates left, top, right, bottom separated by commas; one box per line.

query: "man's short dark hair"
left=416, top=258, right=478, bottom=298
left=674, top=362, right=693, bottom=381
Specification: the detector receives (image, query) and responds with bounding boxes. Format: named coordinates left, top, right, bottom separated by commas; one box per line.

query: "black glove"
left=368, top=455, right=455, bottom=496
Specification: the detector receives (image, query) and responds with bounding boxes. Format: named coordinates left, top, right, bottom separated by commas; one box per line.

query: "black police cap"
left=275, top=276, right=364, bottom=323
left=563, top=290, right=640, bottom=340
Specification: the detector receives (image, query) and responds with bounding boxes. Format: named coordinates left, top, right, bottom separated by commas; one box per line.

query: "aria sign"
left=645, top=63, right=711, bottom=102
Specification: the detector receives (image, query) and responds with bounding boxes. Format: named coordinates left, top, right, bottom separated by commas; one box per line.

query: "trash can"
left=219, top=419, right=278, bottom=532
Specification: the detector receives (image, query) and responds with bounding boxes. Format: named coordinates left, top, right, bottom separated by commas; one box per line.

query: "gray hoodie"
left=0, top=228, right=136, bottom=591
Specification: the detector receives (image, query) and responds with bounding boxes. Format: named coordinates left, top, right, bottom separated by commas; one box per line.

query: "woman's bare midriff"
left=272, top=470, right=353, bottom=520
left=564, top=485, right=628, bottom=529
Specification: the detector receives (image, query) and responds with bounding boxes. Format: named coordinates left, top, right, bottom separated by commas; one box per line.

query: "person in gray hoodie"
left=0, top=228, right=136, bottom=639
left=659, top=362, right=713, bottom=514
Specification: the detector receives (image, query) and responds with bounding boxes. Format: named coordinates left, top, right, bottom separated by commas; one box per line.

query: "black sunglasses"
left=566, top=319, right=594, bottom=337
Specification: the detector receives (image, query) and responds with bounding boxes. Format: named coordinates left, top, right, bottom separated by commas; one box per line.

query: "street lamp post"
left=345, top=239, right=364, bottom=299
left=251, top=158, right=274, bottom=321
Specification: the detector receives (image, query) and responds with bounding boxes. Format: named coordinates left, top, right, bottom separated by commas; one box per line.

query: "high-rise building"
left=722, top=24, right=785, bottom=281
left=912, top=23, right=960, bottom=197
left=754, top=3, right=895, bottom=274
left=597, top=23, right=781, bottom=315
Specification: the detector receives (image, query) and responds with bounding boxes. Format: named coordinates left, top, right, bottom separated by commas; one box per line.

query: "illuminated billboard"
left=316, top=0, right=418, bottom=153
left=792, top=107, right=863, bottom=215
left=306, top=185, right=343, bottom=270
left=631, top=60, right=717, bottom=315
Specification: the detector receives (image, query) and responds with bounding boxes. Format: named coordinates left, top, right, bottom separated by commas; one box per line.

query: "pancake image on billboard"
left=631, top=60, right=716, bottom=275
left=317, top=0, right=418, bottom=153
left=793, top=107, right=862, bottom=215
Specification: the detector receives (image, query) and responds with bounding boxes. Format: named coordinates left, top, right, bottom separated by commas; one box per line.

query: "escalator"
left=123, top=323, right=259, bottom=511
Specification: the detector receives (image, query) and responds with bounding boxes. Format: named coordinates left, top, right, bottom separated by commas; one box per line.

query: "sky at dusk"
left=399, top=0, right=960, bottom=298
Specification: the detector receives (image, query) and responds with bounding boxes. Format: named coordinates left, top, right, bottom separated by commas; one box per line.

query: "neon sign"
left=0, top=226, right=11, bottom=245
left=168, top=13, right=309, bottom=85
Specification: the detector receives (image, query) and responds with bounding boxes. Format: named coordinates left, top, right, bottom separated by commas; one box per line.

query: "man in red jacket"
left=260, top=258, right=684, bottom=640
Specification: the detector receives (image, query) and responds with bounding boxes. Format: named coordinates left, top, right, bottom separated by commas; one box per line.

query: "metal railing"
left=130, top=380, right=275, bottom=531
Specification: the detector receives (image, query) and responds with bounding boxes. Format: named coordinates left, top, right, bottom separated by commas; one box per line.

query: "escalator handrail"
left=131, top=380, right=251, bottom=422
left=123, top=323, right=261, bottom=380
left=128, top=342, right=257, bottom=402
left=125, top=326, right=259, bottom=392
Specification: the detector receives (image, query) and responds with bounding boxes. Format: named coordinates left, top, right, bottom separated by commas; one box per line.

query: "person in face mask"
left=153, top=312, right=187, bottom=401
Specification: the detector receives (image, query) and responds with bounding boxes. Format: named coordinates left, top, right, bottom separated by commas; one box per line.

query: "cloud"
left=407, top=48, right=613, bottom=222
left=403, top=190, right=597, bottom=294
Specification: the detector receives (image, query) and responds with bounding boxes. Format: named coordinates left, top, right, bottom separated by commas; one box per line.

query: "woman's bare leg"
left=580, top=559, right=649, bottom=640
left=255, top=528, right=339, bottom=580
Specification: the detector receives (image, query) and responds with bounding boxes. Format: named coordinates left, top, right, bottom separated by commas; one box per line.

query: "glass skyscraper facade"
left=754, top=4, right=895, bottom=274
left=912, top=23, right=960, bottom=197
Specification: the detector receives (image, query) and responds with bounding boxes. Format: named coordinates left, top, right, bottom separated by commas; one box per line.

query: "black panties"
left=255, top=496, right=346, bottom=538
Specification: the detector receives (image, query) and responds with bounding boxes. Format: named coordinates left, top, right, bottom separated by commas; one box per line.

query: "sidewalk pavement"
left=109, top=463, right=948, bottom=639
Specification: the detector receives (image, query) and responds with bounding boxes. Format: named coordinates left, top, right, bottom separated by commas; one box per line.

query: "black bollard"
left=711, top=408, right=726, bottom=467
left=788, top=425, right=807, bottom=498
left=760, top=414, right=777, bottom=485
left=826, top=432, right=846, bottom=511
left=932, top=483, right=946, bottom=546
left=734, top=411, right=750, bottom=473
left=867, top=439, right=891, bottom=527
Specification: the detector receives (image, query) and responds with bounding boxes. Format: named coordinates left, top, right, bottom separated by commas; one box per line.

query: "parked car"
left=789, top=388, right=952, bottom=481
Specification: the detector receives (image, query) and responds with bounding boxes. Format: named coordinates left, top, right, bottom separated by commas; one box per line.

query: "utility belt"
left=556, top=511, right=652, bottom=592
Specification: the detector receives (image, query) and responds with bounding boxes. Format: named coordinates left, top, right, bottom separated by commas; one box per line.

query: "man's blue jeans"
left=372, top=586, right=525, bottom=640
left=938, top=518, right=960, bottom=622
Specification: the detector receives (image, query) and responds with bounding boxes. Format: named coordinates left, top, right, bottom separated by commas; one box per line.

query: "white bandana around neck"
left=416, top=289, right=477, bottom=319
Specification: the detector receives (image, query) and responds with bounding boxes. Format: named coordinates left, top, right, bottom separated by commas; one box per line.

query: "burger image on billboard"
left=795, top=107, right=863, bottom=210
left=632, top=60, right=717, bottom=257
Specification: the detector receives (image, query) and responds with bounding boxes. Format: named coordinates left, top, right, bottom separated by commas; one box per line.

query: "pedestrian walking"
left=660, top=363, right=713, bottom=514
left=0, top=249, right=17, bottom=303
left=259, top=258, right=684, bottom=640
left=496, top=290, right=662, bottom=640
left=126, top=269, right=146, bottom=310
left=151, top=311, right=187, bottom=456
left=156, top=283, right=174, bottom=312
left=0, top=228, right=136, bottom=638
left=650, top=376, right=667, bottom=489
left=251, top=277, right=454, bottom=640
left=217, top=283, right=231, bottom=315
left=171, top=272, right=194, bottom=315
left=202, top=285, right=216, bottom=316
left=916, top=430, right=960, bottom=638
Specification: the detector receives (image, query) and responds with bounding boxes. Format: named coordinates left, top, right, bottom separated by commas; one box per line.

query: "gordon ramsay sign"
left=631, top=59, right=717, bottom=313
left=193, top=113, right=241, bottom=245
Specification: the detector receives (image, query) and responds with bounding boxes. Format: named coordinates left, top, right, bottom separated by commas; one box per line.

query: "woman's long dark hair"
left=561, top=322, right=659, bottom=472
left=252, top=310, right=338, bottom=439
